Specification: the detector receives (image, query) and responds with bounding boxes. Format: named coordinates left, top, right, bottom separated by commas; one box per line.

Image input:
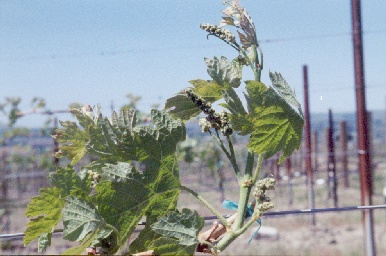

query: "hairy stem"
left=180, top=185, right=228, bottom=226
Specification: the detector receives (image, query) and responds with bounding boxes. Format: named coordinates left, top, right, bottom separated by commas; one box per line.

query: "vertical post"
left=351, top=0, right=376, bottom=255
left=53, top=117, right=59, bottom=166
left=303, top=65, right=315, bottom=225
left=340, top=121, right=349, bottom=188
left=328, top=109, right=338, bottom=207
left=312, top=131, right=318, bottom=174
left=285, top=157, right=293, bottom=206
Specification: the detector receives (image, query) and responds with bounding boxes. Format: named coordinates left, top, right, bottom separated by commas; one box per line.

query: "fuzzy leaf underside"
left=205, top=56, right=242, bottom=88
left=130, top=209, right=203, bottom=255
left=165, top=94, right=201, bottom=121
left=37, top=233, right=51, bottom=252
left=62, top=196, right=105, bottom=242
left=151, top=208, right=204, bottom=246
left=24, top=187, right=64, bottom=246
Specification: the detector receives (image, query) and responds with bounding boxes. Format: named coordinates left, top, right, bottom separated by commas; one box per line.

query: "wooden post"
left=327, top=109, right=338, bottom=207
left=339, top=121, right=349, bottom=188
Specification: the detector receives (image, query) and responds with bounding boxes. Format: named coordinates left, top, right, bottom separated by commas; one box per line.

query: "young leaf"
left=165, top=80, right=222, bottom=121
left=62, top=196, right=106, bottom=242
left=151, top=208, right=204, bottom=246
left=165, top=93, right=201, bottom=121
left=55, top=120, right=88, bottom=165
left=205, top=56, right=242, bottom=88
left=38, top=233, right=51, bottom=253
left=189, top=79, right=223, bottom=102
left=269, top=72, right=303, bottom=117
left=24, top=187, right=65, bottom=246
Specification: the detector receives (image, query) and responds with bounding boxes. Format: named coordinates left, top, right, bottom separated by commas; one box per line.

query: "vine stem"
left=216, top=151, right=255, bottom=251
left=209, top=129, right=241, bottom=181
left=180, top=185, right=228, bottom=227
left=252, top=153, right=264, bottom=185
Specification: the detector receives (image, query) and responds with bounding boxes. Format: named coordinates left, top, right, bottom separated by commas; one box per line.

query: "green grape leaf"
left=48, top=165, right=90, bottom=197
left=93, top=154, right=181, bottom=250
left=165, top=93, right=201, bottom=121
left=24, top=187, right=65, bottom=246
left=128, top=216, right=161, bottom=253
left=220, top=87, right=247, bottom=116
left=269, top=72, right=303, bottom=117
left=38, top=233, right=51, bottom=253
left=228, top=113, right=254, bottom=136
left=62, top=196, right=106, bottom=242
left=151, top=237, right=197, bottom=255
left=189, top=79, right=223, bottom=102
left=245, top=80, right=304, bottom=163
left=102, top=162, right=135, bottom=182
left=204, top=56, right=242, bottom=88
left=151, top=208, right=204, bottom=246
left=55, top=120, right=88, bottom=165
left=62, top=230, right=101, bottom=255
left=165, top=80, right=222, bottom=121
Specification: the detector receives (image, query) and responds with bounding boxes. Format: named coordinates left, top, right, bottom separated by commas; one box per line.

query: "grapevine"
left=23, top=1, right=304, bottom=255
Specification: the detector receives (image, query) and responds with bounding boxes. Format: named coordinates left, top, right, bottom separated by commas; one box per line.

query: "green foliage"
left=204, top=56, right=242, bottom=88
left=24, top=187, right=64, bottom=246
left=24, top=109, right=186, bottom=254
left=24, top=1, right=304, bottom=254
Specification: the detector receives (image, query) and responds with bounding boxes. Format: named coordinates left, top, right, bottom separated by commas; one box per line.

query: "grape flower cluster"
left=185, top=89, right=233, bottom=136
left=87, top=170, right=101, bottom=188
left=200, top=23, right=236, bottom=44
left=254, top=177, right=275, bottom=211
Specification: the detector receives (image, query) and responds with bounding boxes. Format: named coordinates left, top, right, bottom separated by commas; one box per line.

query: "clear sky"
left=1, top=0, right=386, bottom=127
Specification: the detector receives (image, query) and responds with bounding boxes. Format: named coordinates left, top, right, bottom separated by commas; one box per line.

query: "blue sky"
left=1, top=0, right=386, bottom=127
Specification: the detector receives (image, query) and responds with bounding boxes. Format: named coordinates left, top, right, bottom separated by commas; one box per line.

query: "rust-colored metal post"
left=339, top=121, right=349, bottom=188
left=303, top=65, right=315, bottom=225
left=285, top=158, right=293, bottom=206
left=351, top=0, right=376, bottom=254
left=328, top=109, right=338, bottom=207
left=312, top=131, right=318, bottom=174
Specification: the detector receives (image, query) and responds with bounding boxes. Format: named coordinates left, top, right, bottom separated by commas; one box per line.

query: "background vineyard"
left=0, top=109, right=385, bottom=255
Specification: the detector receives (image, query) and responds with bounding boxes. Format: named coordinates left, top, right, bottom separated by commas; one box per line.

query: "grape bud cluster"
left=254, top=177, right=276, bottom=203
left=185, top=89, right=233, bottom=136
left=200, top=23, right=236, bottom=44
left=87, top=170, right=101, bottom=188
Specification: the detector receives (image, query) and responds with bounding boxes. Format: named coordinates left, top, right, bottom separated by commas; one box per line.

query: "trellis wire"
left=1, top=204, right=385, bottom=240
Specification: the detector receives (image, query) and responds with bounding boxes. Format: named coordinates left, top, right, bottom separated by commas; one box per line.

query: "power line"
left=2, top=29, right=386, bottom=63
left=1, top=204, right=385, bottom=240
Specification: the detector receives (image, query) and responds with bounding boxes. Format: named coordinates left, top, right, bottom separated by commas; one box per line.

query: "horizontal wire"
left=2, top=29, right=386, bottom=63
left=1, top=204, right=385, bottom=240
